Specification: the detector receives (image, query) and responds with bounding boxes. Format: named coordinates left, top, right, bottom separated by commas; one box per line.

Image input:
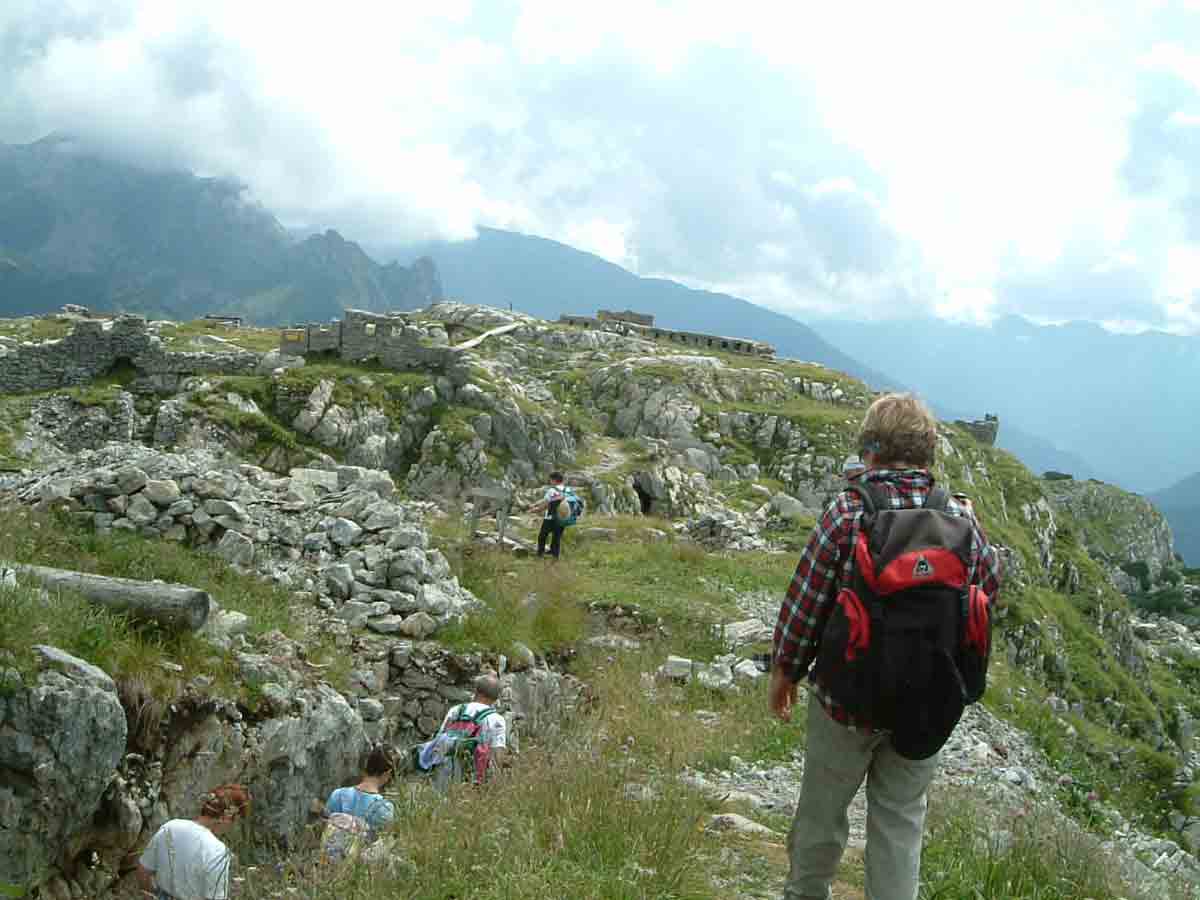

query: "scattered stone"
left=366, top=615, right=406, bottom=635
left=143, top=479, right=182, bottom=507
left=706, top=813, right=778, bottom=837
left=290, top=467, right=340, bottom=493
left=124, top=494, right=160, bottom=526
left=215, top=530, right=254, bottom=567
left=399, top=611, right=438, bottom=639
left=328, top=517, right=364, bottom=548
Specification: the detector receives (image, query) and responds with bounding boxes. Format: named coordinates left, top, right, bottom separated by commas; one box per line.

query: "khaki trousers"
left=784, top=697, right=940, bottom=900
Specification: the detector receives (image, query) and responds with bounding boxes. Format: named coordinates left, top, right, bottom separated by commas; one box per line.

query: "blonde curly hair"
left=858, top=393, right=938, bottom=468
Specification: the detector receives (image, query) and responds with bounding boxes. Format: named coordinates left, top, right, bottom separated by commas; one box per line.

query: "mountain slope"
left=2, top=303, right=1199, bottom=896
left=1150, top=472, right=1200, bottom=565
left=812, top=315, right=1199, bottom=494
left=0, top=135, right=440, bottom=322
left=396, top=227, right=897, bottom=388
left=394, top=228, right=1100, bottom=481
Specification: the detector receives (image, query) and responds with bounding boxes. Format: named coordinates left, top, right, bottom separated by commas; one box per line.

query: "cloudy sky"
left=4, top=1, right=1200, bottom=332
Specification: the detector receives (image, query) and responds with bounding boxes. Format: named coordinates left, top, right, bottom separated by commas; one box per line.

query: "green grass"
left=438, top=514, right=792, bottom=661
left=0, top=505, right=333, bottom=711
left=984, top=656, right=1179, bottom=832
left=0, top=506, right=294, bottom=636
left=158, top=319, right=282, bottom=353
left=0, top=317, right=75, bottom=342
left=919, top=787, right=1164, bottom=900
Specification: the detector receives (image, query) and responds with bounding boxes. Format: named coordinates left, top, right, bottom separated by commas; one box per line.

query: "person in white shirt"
left=418, top=673, right=509, bottom=790
left=137, top=784, right=250, bottom=900
left=527, top=471, right=570, bottom=559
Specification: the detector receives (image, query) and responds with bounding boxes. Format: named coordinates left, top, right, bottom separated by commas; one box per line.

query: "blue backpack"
left=555, top=487, right=585, bottom=527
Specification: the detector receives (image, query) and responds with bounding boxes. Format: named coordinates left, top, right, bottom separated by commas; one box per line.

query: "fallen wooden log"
left=5, top=563, right=211, bottom=631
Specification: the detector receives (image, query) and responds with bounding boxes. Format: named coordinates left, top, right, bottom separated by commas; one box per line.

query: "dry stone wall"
left=0, top=315, right=267, bottom=396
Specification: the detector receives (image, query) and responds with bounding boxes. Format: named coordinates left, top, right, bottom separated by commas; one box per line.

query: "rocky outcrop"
left=1043, top=478, right=1176, bottom=585
left=0, top=648, right=127, bottom=893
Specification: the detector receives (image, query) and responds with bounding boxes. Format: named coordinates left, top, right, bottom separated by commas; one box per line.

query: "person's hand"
left=769, top=667, right=798, bottom=722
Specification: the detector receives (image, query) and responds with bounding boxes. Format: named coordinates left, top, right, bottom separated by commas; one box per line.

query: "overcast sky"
left=4, top=1, right=1200, bottom=332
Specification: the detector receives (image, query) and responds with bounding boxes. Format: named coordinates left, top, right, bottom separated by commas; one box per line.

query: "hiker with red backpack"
left=770, top=393, right=1001, bottom=900
left=415, top=673, right=508, bottom=791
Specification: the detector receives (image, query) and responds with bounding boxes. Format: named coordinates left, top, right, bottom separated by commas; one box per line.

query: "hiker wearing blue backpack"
left=526, top=471, right=584, bottom=559
left=770, top=393, right=1002, bottom=900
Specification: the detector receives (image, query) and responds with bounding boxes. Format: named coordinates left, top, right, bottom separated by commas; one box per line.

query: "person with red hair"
left=137, top=784, right=250, bottom=899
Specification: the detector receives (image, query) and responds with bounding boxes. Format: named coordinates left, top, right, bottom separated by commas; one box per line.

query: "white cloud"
left=2, top=1, right=1200, bottom=331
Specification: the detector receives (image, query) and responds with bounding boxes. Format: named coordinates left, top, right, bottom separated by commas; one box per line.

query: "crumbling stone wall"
left=0, top=316, right=267, bottom=396
left=558, top=312, right=775, bottom=357
left=599, top=308, right=655, bottom=327
left=0, top=316, right=154, bottom=393
left=955, top=414, right=1000, bottom=446
left=278, top=308, right=468, bottom=377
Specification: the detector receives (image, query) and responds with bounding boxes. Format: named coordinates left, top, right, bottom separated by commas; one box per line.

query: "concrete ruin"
left=559, top=310, right=775, bottom=357
left=0, top=316, right=262, bottom=396
left=954, top=414, right=1000, bottom=446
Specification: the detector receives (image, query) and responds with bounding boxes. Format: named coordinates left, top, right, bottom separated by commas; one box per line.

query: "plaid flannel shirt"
left=772, top=468, right=1002, bottom=732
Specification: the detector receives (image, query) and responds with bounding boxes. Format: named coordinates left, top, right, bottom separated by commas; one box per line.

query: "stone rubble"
left=8, top=443, right=478, bottom=639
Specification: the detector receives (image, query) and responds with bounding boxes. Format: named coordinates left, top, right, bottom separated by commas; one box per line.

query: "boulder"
left=400, top=611, right=438, bottom=639
left=215, top=530, right=255, bottom=567
left=770, top=492, right=810, bottom=521
left=203, top=499, right=248, bottom=521
left=143, top=479, right=182, bottom=508
left=658, top=656, right=694, bottom=680
left=0, top=651, right=126, bottom=893
left=115, top=466, right=148, bottom=495
left=366, top=615, right=406, bottom=635
left=248, top=685, right=367, bottom=846
left=328, top=518, right=364, bottom=548
left=324, top=564, right=355, bottom=601
left=290, top=467, right=339, bottom=493
left=124, top=494, right=160, bottom=527
left=191, top=471, right=239, bottom=500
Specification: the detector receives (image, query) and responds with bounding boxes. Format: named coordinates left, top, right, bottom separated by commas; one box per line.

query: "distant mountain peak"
left=0, top=140, right=442, bottom=323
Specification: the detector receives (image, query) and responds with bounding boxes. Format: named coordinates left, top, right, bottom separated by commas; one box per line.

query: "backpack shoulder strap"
left=471, top=706, right=497, bottom=724
left=843, top=481, right=878, bottom=520
left=924, top=485, right=951, bottom=512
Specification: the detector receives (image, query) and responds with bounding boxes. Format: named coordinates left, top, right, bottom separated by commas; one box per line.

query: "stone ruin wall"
left=559, top=311, right=776, bottom=357
left=0, top=315, right=264, bottom=396
left=598, top=308, right=654, bottom=327
left=280, top=308, right=466, bottom=377
left=954, top=414, right=1000, bottom=446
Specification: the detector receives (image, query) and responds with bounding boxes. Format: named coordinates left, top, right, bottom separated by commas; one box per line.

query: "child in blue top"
left=321, top=746, right=396, bottom=863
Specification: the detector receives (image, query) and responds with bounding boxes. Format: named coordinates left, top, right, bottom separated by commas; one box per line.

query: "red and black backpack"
left=811, top=482, right=992, bottom=759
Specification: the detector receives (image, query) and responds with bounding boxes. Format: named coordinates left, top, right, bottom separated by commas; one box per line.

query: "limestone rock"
left=0, top=654, right=126, bottom=892
left=290, top=467, right=340, bottom=493
left=215, top=530, right=254, bottom=567
left=367, top=615, right=406, bottom=635
left=400, top=611, right=438, bottom=639
left=328, top=517, right=364, bottom=548
left=143, top=479, right=182, bottom=507
left=125, top=494, right=160, bottom=527
left=707, top=813, right=778, bottom=837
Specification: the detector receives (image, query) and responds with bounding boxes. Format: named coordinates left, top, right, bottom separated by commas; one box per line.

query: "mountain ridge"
left=810, top=315, right=1199, bottom=495
left=0, top=135, right=441, bottom=322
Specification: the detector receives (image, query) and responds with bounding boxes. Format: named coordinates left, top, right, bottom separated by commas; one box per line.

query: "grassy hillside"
left=1, top=306, right=1196, bottom=897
